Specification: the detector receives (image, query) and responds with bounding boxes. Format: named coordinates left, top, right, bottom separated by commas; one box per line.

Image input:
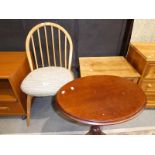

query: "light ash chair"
left=21, top=22, right=74, bottom=127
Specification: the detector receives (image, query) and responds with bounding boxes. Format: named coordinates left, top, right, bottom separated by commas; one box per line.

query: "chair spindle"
left=64, top=36, right=67, bottom=68
left=58, top=29, right=62, bottom=67
left=31, top=35, right=39, bottom=68
left=51, top=27, right=57, bottom=66
left=37, top=29, right=44, bottom=67
left=44, top=26, right=51, bottom=66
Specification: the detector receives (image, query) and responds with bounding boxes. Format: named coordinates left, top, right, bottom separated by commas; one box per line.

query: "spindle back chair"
left=25, top=22, right=73, bottom=71
left=22, top=22, right=74, bottom=127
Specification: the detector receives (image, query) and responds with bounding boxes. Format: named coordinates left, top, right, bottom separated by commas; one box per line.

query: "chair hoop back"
left=25, top=22, right=73, bottom=71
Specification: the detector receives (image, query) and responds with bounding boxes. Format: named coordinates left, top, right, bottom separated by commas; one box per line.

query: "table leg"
left=86, top=125, right=106, bottom=135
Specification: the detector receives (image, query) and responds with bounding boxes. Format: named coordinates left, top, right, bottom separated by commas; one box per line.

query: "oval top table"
left=56, top=75, right=146, bottom=135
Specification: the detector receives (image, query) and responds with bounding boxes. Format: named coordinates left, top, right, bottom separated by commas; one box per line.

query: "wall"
left=0, top=19, right=132, bottom=68
left=131, top=19, right=155, bottom=42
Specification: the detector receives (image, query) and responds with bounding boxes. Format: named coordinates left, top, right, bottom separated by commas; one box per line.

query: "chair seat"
left=21, top=67, right=74, bottom=96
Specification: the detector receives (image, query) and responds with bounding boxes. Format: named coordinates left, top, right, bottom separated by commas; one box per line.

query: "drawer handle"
left=147, top=83, right=152, bottom=88
left=0, top=107, right=9, bottom=110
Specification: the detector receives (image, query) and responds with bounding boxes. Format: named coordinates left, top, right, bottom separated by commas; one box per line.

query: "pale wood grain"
left=24, top=22, right=74, bottom=126
left=131, top=42, right=155, bottom=61
left=31, top=35, right=38, bottom=68
left=140, top=79, right=155, bottom=92
left=79, top=56, right=140, bottom=79
left=127, top=42, right=155, bottom=108
left=44, top=26, right=50, bottom=66
left=64, top=36, right=67, bottom=68
left=51, top=26, right=56, bottom=66
left=26, top=22, right=73, bottom=70
left=37, top=29, right=44, bottom=67
left=26, top=95, right=33, bottom=127
left=144, top=64, right=155, bottom=79
left=58, top=29, right=62, bottom=67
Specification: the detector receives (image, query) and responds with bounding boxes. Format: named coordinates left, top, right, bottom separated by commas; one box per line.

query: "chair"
left=21, top=22, right=74, bottom=127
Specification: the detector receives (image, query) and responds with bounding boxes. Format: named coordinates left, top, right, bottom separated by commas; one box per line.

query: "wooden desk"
left=79, top=56, right=140, bottom=83
left=56, top=75, right=146, bottom=135
left=0, top=52, right=30, bottom=117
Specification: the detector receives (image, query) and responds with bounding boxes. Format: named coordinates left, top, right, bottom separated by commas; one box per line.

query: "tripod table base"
left=86, top=126, right=106, bottom=135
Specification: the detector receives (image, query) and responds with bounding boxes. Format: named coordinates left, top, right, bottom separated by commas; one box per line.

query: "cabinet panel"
left=127, top=43, right=155, bottom=108
left=0, top=79, right=17, bottom=102
left=0, top=52, right=30, bottom=116
left=127, top=45, right=146, bottom=74
left=144, top=64, right=155, bottom=79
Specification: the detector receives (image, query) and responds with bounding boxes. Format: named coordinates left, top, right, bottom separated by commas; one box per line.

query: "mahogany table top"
left=56, top=75, right=146, bottom=126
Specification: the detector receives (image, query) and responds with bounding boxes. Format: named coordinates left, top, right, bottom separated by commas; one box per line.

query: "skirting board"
left=5, top=126, right=155, bottom=135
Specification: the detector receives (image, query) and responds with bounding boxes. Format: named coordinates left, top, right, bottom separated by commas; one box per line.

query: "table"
left=79, top=56, right=140, bottom=83
left=56, top=75, right=146, bottom=135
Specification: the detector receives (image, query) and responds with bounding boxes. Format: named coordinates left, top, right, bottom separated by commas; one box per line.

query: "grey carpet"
left=0, top=96, right=155, bottom=134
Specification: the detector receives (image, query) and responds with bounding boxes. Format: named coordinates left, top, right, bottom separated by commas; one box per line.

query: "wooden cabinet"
left=0, top=52, right=30, bottom=116
left=127, top=43, right=155, bottom=108
left=79, top=56, right=140, bottom=83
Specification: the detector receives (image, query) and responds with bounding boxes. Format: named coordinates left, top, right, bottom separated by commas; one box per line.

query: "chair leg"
left=27, top=95, right=33, bottom=127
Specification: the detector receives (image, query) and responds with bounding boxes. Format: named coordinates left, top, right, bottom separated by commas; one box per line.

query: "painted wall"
left=0, top=19, right=130, bottom=68
left=131, top=19, right=155, bottom=42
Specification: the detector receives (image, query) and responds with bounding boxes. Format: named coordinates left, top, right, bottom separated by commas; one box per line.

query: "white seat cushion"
left=21, top=67, right=74, bottom=96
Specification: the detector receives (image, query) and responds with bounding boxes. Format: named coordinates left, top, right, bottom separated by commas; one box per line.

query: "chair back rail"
left=25, top=22, right=73, bottom=71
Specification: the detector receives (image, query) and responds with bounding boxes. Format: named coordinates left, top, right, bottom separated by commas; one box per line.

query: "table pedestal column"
left=86, top=126, right=106, bottom=135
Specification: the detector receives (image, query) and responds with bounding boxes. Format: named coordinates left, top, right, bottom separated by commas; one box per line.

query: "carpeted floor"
left=0, top=96, right=155, bottom=135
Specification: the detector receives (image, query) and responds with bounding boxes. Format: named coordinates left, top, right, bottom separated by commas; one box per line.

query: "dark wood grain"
left=86, top=126, right=106, bottom=135
left=56, top=75, right=146, bottom=134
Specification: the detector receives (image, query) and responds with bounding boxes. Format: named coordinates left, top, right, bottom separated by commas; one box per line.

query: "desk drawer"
left=140, top=80, right=155, bottom=92
left=144, top=64, right=155, bottom=79
left=0, top=102, right=21, bottom=114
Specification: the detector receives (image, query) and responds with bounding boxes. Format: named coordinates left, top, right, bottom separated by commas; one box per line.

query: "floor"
left=0, top=96, right=155, bottom=134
